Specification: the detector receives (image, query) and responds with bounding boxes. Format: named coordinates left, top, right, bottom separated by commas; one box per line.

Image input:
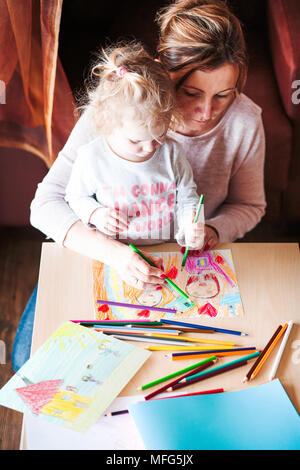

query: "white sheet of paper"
left=25, top=395, right=145, bottom=450
left=24, top=389, right=188, bottom=450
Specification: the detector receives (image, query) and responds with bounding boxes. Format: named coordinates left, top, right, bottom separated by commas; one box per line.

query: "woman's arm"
left=205, top=118, right=266, bottom=243
left=30, top=110, right=94, bottom=245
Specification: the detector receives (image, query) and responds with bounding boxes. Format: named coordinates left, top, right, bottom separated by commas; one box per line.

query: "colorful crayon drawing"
left=0, top=322, right=150, bottom=433
left=92, top=249, right=244, bottom=320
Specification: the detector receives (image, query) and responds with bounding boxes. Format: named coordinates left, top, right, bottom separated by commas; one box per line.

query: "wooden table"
left=21, top=242, right=300, bottom=448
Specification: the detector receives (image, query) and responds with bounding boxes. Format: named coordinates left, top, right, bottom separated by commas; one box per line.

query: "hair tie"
left=116, top=66, right=127, bottom=78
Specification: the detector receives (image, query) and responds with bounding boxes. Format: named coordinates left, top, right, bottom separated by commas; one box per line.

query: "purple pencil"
left=97, top=299, right=177, bottom=314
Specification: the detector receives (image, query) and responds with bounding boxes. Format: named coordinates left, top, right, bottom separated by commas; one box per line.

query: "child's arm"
left=63, top=221, right=165, bottom=290
left=173, top=143, right=205, bottom=250
left=65, top=152, right=129, bottom=236
left=65, top=153, right=165, bottom=288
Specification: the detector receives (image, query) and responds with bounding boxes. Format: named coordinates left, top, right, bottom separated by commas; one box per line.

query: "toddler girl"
left=65, top=41, right=204, bottom=287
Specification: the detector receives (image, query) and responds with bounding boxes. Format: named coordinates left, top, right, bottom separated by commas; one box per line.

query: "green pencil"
left=179, top=351, right=260, bottom=383
left=181, top=194, right=204, bottom=268
left=129, top=243, right=191, bottom=302
left=136, top=355, right=217, bottom=391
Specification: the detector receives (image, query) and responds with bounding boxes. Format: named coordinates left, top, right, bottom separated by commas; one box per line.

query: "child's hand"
left=184, top=210, right=205, bottom=250
left=114, top=245, right=166, bottom=290
left=90, top=207, right=129, bottom=236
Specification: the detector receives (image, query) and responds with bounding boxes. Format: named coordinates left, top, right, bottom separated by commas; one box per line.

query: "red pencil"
left=143, top=358, right=217, bottom=401
left=105, top=388, right=224, bottom=416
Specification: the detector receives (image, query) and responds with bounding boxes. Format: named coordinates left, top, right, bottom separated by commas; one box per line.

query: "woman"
left=30, top=0, right=266, bottom=289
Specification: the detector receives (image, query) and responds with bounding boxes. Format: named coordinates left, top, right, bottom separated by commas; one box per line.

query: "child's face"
left=106, top=117, right=167, bottom=162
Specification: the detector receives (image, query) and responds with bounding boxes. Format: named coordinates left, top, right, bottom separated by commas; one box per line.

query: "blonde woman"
left=156, top=0, right=266, bottom=250
left=31, top=0, right=265, bottom=288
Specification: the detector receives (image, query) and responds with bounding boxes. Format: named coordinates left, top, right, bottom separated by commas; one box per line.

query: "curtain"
left=0, top=0, right=78, bottom=168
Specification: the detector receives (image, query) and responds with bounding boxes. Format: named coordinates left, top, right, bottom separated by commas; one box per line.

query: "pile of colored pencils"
left=71, top=317, right=258, bottom=357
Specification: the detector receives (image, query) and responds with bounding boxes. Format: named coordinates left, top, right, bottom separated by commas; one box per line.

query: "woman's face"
left=171, top=63, right=239, bottom=136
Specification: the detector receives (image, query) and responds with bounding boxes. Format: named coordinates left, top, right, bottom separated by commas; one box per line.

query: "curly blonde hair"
left=81, top=41, right=176, bottom=138
left=156, top=0, right=248, bottom=92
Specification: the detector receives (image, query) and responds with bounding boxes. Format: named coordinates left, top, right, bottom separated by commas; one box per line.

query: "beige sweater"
left=30, top=93, right=266, bottom=244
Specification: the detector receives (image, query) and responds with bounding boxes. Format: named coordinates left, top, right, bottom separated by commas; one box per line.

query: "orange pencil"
left=249, top=323, right=288, bottom=380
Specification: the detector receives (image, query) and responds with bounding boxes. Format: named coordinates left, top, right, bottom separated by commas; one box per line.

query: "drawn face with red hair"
left=185, top=271, right=220, bottom=299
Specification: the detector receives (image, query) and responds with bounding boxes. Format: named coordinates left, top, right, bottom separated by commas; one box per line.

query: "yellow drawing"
left=40, top=390, right=92, bottom=422
left=43, top=322, right=102, bottom=351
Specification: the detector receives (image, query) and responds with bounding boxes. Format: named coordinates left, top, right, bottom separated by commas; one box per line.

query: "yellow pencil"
left=146, top=345, right=234, bottom=351
left=250, top=323, right=288, bottom=380
left=149, top=333, right=235, bottom=346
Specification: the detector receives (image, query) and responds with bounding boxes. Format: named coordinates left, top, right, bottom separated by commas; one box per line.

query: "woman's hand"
left=112, top=244, right=166, bottom=290
left=89, top=207, right=129, bottom=236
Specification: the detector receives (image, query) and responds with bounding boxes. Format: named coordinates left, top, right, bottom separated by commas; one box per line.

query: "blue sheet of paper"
left=129, top=379, right=300, bottom=450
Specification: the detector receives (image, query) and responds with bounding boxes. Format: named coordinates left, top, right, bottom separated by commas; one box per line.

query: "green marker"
left=181, top=194, right=204, bottom=268
left=129, top=243, right=191, bottom=302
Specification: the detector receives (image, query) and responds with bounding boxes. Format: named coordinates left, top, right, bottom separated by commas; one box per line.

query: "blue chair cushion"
left=12, top=285, right=37, bottom=372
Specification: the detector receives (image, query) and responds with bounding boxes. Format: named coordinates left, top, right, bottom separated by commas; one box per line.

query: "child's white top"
left=30, top=93, right=266, bottom=244
left=64, top=136, right=199, bottom=245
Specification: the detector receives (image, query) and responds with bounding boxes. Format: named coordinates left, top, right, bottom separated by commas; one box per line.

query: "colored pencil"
left=250, top=323, right=288, bottom=381
left=146, top=344, right=234, bottom=351
left=242, top=325, right=282, bottom=383
left=97, top=299, right=176, bottom=314
left=106, top=387, right=224, bottom=415
left=95, top=331, right=187, bottom=342
left=269, top=320, right=293, bottom=380
left=160, top=319, right=248, bottom=336
left=168, top=360, right=249, bottom=392
left=137, top=356, right=217, bottom=391
left=148, top=333, right=235, bottom=346
left=93, top=326, right=181, bottom=335
left=129, top=243, right=192, bottom=302
left=131, top=324, right=215, bottom=333
left=181, top=194, right=204, bottom=268
left=105, top=332, right=198, bottom=346
left=178, top=351, right=260, bottom=384
left=105, top=409, right=129, bottom=417
left=171, top=347, right=257, bottom=360
left=153, top=388, right=224, bottom=400
left=72, top=320, right=162, bottom=325
left=171, top=351, right=256, bottom=360
left=143, top=359, right=217, bottom=400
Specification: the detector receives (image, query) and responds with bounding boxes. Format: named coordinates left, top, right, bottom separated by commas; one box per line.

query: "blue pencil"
left=161, top=319, right=248, bottom=336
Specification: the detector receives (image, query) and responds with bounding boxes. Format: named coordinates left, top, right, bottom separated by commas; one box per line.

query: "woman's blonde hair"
left=81, top=41, right=176, bottom=138
left=156, top=0, right=248, bottom=92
